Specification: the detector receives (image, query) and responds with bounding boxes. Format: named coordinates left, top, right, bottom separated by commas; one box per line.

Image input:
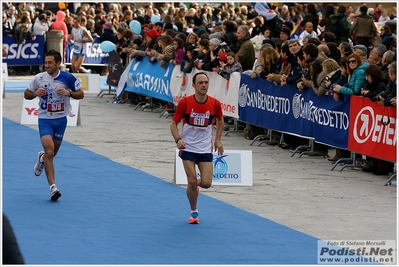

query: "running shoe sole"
left=50, top=190, right=62, bottom=201
left=188, top=218, right=199, bottom=224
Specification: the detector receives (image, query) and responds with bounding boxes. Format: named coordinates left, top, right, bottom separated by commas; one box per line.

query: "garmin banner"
left=348, top=96, right=396, bottom=162
left=120, top=57, right=174, bottom=103
left=238, top=74, right=350, bottom=149
left=2, top=35, right=45, bottom=66
left=65, top=37, right=109, bottom=64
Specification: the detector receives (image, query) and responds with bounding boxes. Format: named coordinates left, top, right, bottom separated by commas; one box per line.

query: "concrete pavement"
left=2, top=75, right=397, bottom=243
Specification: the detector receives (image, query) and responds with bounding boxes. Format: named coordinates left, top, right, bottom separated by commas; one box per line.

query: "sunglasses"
left=347, top=60, right=357, bottom=64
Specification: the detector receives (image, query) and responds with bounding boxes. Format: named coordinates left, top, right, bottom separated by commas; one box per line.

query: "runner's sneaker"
left=188, top=211, right=199, bottom=224
left=50, top=185, right=62, bottom=201
left=34, top=151, right=45, bottom=176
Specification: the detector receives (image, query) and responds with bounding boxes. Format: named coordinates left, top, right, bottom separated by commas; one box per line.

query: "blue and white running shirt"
left=28, top=71, right=82, bottom=119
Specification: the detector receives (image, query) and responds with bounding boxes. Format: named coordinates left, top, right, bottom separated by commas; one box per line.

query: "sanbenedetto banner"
left=238, top=74, right=350, bottom=149
left=170, top=67, right=240, bottom=118
left=348, top=96, right=396, bottom=162
left=174, top=150, right=253, bottom=186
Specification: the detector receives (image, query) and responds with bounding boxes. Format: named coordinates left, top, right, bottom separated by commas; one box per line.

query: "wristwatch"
left=175, top=137, right=182, bottom=143
left=69, top=91, right=73, bottom=97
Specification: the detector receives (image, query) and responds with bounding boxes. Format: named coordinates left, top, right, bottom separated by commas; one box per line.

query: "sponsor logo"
left=353, top=107, right=396, bottom=145
left=212, top=155, right=239, bottom=180
left=3, top=43, right=40, bottom=59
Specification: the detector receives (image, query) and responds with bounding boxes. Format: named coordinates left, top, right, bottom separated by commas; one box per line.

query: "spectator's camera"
left=302, top=69, right=310, bottom=80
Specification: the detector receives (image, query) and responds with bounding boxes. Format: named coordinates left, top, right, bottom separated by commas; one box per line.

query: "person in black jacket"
left=3, top=213, right=24, bottom=264
left=361, top=64, right=387, bottom=101
left=300, top=3, right=319, bottom=31
left=99, top=21, right=115, bottom=43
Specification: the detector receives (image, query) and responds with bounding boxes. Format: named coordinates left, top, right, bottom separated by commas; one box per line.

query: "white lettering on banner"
left=3, top=43, right=39, bottom=59
left=353, top=107, right=397, bottom=145
left=134, top=73, right=169, bottom=96
left=245, top=87, right=290, bottom=114
left=293, top=94, right=349, bottom=130
left=86, top=43, right=107, bottom=58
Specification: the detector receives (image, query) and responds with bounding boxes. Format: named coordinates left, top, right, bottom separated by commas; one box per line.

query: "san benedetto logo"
left=292, top=93, right=301, bottom=119
left=238, top=84, right=247, bottom=107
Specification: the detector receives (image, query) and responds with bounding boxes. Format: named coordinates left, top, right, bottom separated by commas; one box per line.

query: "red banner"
left=348, top=96, right=396, bottom=162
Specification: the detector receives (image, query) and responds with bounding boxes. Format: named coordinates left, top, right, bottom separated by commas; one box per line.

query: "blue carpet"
left=4, top=76, right=109, bottom=92
left=2, top=117, right=322, bottom=264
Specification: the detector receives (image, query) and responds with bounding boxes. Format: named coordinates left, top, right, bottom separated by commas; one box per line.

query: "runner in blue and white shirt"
left=24, top=49, right=84, bottom=201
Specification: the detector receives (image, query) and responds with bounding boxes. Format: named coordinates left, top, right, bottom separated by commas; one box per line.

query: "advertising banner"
left=121, top=57, right=174, bottom=103
left=175, top=150, right=253, bottom=186
left=348, top=96, right=396, bottom=162
left=238, top=74, right=350, bottom=149
left=170, top=67, right=240, bottom=118
left=2, top=35, right=45, bottom=66
left=21, top=98, right=81, bottom=126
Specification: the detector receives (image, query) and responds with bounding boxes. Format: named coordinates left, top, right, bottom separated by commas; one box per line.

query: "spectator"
left=333, top=53, right=368, bottom=97
left=281, top=39, right=302, bottom=86
left=216, top=52, right=243, bottom=80
left=99, top=21, right=115, bottom=43
left=5, top=5, right=16, bottom=28
left=389, top=6, right=397, bottom=20
left=3, top=11, right=14, bottom=36
left=251, top=46, right=280, bottom=80
left=251, top=26, right=271, bottom=58
left=338, top=42, right=353, bottom=63
left=267, top=44, right=293, bottom=84
left=329, top=5, right=351, bottom=45
left=380, top=25, right=394, bottom=50
left=300, top=3, right=319, bottom=30
left=301, top=58, right=328, bottom=95
left=176, top=45, right=196, bottom=78
left=198, top=38, right=221, bottom=72
left=235, top=25, right=255, bottom=71
left=170, top=37, right=185, bottom=66
left=319, top=4, right=335, bottom=33
left=377, top=62, right=397, bottom=107
left=353, top=44, right=369, bottom=63
left=186, top=33, right=199, bottom=45
left=298, top=22, right=318, bottom=46
left=350, top=6, right=378, bottom=48
left=154, top=35, right=174, bottom=68
left=361, top=64, right=387, bottom=101
left=368, top=48, right=383, bottom=66
left=380, top=50, right=396, bottom=78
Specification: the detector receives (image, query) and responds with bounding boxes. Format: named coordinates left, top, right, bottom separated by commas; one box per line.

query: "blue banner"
left=238, top=74, right=350, bottom=149
left=122, top=57, right=174, bottom=103
left=65, top=37, right=109, bottom=64
left=3, top=35, right=45, bottom=66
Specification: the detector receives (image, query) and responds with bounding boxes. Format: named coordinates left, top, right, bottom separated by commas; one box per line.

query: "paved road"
left=2, top=75, right=397, bottom=243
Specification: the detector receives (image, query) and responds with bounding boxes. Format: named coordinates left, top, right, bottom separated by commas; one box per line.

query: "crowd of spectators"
left=2, top=2, right=397, bottom=175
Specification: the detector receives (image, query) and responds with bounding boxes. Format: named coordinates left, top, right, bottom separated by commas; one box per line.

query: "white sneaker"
left=176, top=72, right=185, bottom=78
left=50, top=185, right=62, bottom=201
left=34, top=151, right=45, bottom=176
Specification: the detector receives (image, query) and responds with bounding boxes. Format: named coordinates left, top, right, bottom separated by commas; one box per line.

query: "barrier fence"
left=117, top=58, right=396, bottom=163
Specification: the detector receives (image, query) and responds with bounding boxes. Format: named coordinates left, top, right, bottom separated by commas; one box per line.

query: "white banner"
left=174, top=149, right=253, bottom=186
left=170, top=67, right=240, bottom=118
left=21, top=98, right=81, bottom=126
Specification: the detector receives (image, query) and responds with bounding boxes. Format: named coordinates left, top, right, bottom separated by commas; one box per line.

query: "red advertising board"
left=348, top=96, right=396, bottom=162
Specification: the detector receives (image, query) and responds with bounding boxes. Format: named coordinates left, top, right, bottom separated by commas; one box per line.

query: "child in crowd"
left=170, top=37, right=185, bottom=66
left=176, top=45, right=196, bottom=78
left=217, top=52, right=243, bottom=80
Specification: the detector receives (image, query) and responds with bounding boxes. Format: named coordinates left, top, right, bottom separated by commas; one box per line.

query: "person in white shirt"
left=298, top=22, right=319, bottom=46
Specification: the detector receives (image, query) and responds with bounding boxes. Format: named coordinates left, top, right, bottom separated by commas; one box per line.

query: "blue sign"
left=65, top=37, right=109, bottom=64
left=3, top=35, right=45, bottom=66
left=122, top=57, right=174, bottom=103
left=238, top=74, right=350, bottom=149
